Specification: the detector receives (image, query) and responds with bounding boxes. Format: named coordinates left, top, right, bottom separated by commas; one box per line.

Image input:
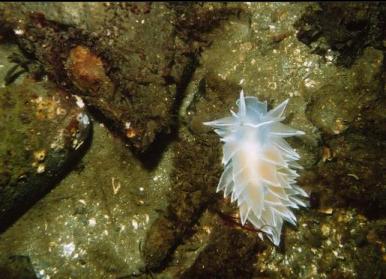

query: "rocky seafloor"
left=0, top=2, right=385, bottom=279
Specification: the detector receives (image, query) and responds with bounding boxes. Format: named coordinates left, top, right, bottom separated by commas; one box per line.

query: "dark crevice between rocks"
left=4, top=51, right=46, bottom=85
left=301, top=46, right=386, bottom=219
left=294, top=2, right=386, bottom=67
left=84, top=49, right=199, bottom=171
left=169, top=2, right=244, bottom=44
left=0, top=17, right=43, bottom=85
left=0, top=9, right=18, bottom=43
left=3, top=11, right=176, bottom=154
left=300, top=120, right=386, bottom=220
left=135, top=53, right=200, bottom=171
left=0, top=122, right=93, bottom=234
left=180, top=226, right=265, bottom=279
left=141, top=73, right=247, bottom=274
left=142, top=138, right=223, bottom=273
left=83, top=104, right=170, bottom=172
left=2, top=3, right=246, bottom=170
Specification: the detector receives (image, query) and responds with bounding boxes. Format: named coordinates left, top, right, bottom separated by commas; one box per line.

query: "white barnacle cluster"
left=204, top=90, right=308, bottom=245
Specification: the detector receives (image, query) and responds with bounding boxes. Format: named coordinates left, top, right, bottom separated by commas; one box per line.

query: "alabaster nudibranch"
left=203, top=90, right=308, bottom=246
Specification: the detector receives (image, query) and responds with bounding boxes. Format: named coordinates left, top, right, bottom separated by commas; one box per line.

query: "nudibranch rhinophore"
left=204, top=90, right=308, bottom=246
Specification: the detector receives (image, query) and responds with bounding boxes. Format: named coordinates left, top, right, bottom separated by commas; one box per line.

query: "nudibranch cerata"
left=204, top=90, right=308, bottom=245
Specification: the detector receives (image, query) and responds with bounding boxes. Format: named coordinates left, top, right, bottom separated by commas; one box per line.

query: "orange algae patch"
left=66, top=46, right=111, bottom=93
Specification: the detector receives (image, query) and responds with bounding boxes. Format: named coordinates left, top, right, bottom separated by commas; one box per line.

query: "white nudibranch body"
left=204, top=90, right=308, bottom=246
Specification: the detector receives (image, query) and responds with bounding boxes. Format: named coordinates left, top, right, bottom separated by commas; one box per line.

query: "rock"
left=0, top=2, right=247, bottom=153
left=294, top=2, right=385, bottom=67
left=302, top=131, right=386, bottom=217
left=0, top=3, right=105, bottom=28
left=0, top=255, right=37, bottom=279
left=0, top=3, right=384, bottom=278
left=0, top=123, right=172, bottom=278
left=179, top=217, right=263, bottom=279
left=143, top=3, right=385, bottom=276
left=255, top=209, right=385, bottom=279
left=142, top=139, right=222, bottom=271
left=0, top=77, right=91, bottom=231
left=144, top=2, right=315, bottom=272
left=0, top=2, right=196, bottom=152
left=299, top=47, right=386, bottom=217
left=155, top=211, right=265, bottom=279
left=305, top=47, right=383, bottom=136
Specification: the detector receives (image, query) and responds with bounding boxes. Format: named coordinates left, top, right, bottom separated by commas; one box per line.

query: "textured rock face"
left=143, top=3, right=385, bottom=278
left=0, top=255, right=37, bottom=279
left=304, top=47, right=383, bottom=136
left=0, top=2, right=196, bottom=152
left=0, top=2, right=385, bottom=279
left=294, top=2, right=385, bottom=67
left=0, top=77, right=91, bottom=232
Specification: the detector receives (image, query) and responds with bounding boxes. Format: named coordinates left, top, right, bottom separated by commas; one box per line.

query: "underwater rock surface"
left=255, top=209, right=385, bottom=278
left=0, top=122, right=172, bottom=278
left=0, top=255, right=37, bottom=279
left=0, top=76, right=91, bottom=232
left=0, top=2, right=385, bottom=278
left=142, top=3, right=386, bottom=277
left=294, top=2, right=385, bottom=67
left=0, top=2, right=197, bottom=152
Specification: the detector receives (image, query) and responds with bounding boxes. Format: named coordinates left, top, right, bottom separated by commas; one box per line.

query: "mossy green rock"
left=0, top=78, right=91, bottom=231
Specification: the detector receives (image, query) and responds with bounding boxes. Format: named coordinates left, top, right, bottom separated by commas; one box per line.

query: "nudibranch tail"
left=204, top=90, right=308, bottom=246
